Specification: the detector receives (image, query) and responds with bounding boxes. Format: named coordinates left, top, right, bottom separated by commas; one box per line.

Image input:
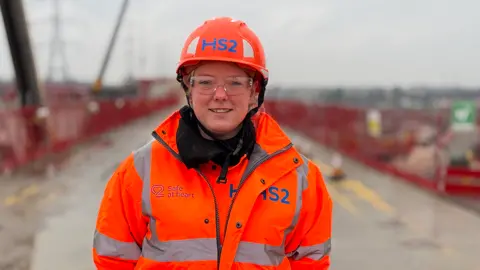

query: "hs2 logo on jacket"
left=229, top=184, right=290, bottom=204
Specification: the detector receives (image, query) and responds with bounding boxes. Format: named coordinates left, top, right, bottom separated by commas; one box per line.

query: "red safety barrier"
left=265, top=100, right=480, bottom=196
left=443, top=168, right=480, bottom=195
left=0, top=95, right=179, bottom=174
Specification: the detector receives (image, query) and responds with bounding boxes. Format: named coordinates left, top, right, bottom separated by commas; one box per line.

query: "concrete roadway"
left=288, top=130, right=480, bottom=270
left=23, top=110, right=480, bottom=270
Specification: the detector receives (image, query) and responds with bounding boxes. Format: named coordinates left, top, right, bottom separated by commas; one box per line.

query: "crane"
left=92, top=0, right=130, bottom=92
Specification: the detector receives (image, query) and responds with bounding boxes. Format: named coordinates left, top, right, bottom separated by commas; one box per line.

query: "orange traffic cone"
left=329, top=152, right=346, bottom=181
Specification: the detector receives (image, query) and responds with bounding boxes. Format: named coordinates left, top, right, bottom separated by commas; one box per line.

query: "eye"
left=198, top=79, right=213, bottom=85
left=230, top=80, right=243, bottom=86
left=226, top=78, right=249, bottom=87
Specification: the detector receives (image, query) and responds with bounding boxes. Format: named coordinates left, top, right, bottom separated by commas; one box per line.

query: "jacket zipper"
left=196, top=170, right=223, bottom=269
left=221, top=143, right=293, bottom=263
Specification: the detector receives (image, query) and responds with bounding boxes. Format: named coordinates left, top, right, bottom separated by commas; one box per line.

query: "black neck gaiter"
left=176, top=106, right=256, bottom=174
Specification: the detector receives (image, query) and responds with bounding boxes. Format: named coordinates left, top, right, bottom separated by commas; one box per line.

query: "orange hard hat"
left=176, top=17, right=269, bottom=83
left=176, top=17, right=269, bottom=112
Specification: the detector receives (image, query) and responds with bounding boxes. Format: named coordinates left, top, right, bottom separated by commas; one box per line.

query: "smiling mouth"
left=209, top=109, right=233, bottom=113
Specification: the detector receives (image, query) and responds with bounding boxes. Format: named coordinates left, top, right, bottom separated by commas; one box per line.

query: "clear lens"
left=190, top=76, right=252, bottom=96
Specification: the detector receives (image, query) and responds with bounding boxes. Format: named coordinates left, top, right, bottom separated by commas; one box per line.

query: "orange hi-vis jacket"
left=93, top=110, right=333, bottom=270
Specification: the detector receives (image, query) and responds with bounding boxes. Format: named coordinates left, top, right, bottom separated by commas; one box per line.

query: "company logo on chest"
left=151, top=184, right=195, bottom=198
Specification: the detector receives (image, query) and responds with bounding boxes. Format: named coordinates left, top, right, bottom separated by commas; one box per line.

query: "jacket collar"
left=152, top=109, right=293, bottom=156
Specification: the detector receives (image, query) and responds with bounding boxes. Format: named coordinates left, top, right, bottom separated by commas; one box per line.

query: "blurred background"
left=1, top=0, right=480, bottom=269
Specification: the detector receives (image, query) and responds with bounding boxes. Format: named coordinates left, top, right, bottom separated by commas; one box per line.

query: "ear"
left=251, top=80, right=260, bottom=97
left=248, top=89, right=258, bottom=110
left=182, top=75, right=190, bottom=88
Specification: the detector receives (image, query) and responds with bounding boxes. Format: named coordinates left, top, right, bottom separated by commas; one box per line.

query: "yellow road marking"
left=339, top=179, right=395, bottom=215
left=4, top=195, right=20, bottom=206
left=315, top=158, right=362, bottom=216
left=315, top=159, right=394, bottom=214
left=313, top=159, right=460, bottom=257
left=3, top=183, right=39, bottom=206
left=326, top=183, right=360, bottom=216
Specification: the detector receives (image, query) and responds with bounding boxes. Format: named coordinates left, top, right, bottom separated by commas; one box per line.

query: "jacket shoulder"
left=109, top=139, right=157, bottom=189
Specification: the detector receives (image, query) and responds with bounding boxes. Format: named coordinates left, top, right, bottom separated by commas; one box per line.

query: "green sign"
left=451, top=100, right=476, bottom=131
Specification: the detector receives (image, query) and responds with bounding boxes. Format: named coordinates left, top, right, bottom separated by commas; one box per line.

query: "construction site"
left=1, top=0, right=480, bottom=269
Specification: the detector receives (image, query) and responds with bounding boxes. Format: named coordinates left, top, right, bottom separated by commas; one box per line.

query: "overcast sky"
left=0, top=0, right=479, bottom=88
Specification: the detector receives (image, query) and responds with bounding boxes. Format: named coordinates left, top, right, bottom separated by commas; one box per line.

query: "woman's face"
left=188, top=61, right=255, bottom=139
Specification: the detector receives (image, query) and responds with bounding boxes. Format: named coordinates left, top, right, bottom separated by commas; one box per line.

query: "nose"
left=213, top=86, right=228, bottom=101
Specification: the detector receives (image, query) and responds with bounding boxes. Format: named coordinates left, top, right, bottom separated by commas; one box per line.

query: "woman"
left=93, top=17, right=332, bottom=270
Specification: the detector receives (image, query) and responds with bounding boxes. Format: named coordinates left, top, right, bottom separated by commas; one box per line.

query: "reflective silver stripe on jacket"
left=94, top=230, right=141, bottom=260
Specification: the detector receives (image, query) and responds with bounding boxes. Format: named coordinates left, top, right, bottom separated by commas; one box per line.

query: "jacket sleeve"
left=286, top=159, right=333, bottom=270
left=93, top=156, right=148, bottom=270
